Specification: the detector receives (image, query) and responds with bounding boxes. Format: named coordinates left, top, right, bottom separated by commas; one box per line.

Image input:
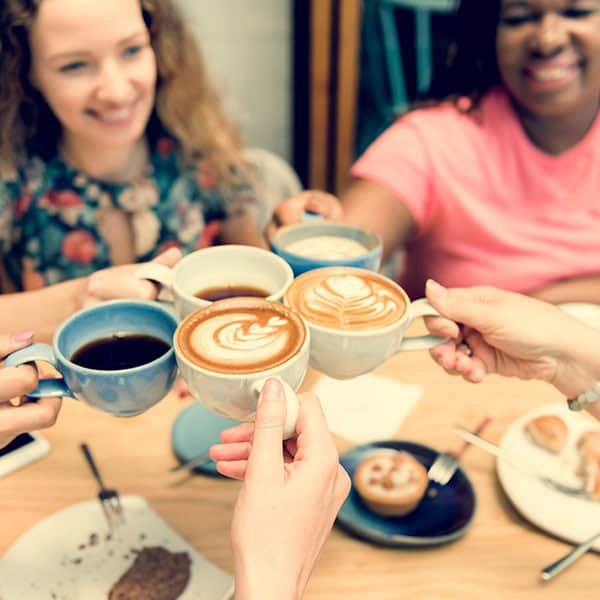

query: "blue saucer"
left=337, top=440, right=476, bottom=546
left=171, top=403, right=239, bottom=477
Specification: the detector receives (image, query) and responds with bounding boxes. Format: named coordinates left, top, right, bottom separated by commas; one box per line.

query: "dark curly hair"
left=427, top=0, right=503, bottom=110
left=0, top=0, right=245, bottom=179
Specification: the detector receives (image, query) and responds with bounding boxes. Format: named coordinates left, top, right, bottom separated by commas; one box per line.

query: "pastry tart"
left=353, top=450, right=428, bottom=517
left=524, top=415, right=568, bottom=453
left=577, top=430, right=600, bottom=501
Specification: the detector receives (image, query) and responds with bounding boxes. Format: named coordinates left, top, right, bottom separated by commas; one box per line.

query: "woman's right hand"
left=267, top=190, right=343, bottom=235
left=424, top=280, right=600, bottom=402
left=82, top=247, right=182, bottom=308
left=0, top=332, right=61, bottom=448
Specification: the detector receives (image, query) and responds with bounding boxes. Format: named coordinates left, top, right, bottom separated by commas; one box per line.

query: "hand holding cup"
left=4, top=301, right=178, bottom=417
left=173, top=297, right=310, bottom=439
left=284, top=267, right=446, bottom=379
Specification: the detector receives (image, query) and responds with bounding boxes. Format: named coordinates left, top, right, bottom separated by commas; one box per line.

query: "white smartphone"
left=0, top=432, right=50, bottom=477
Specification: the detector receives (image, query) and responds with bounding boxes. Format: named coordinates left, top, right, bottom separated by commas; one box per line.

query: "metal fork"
left=80, top=443, right=125, bottom=530
left=427, top=417, right=491, bottom=485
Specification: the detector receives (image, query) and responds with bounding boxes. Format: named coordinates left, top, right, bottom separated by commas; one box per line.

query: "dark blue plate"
left=171, top=403, right=239, bottom=477
left=337, top=440, right=477, bottom=546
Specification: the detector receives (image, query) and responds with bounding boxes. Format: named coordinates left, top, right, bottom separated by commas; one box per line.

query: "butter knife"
left=453, top=425, right=587, bottom=497
left=541, top=530, right=600, bottom=582
left=169, top=452, right=212, bottom=474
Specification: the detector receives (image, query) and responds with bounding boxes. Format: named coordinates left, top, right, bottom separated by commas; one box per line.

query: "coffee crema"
left=285, top=267, right=406, bottom=331
left=284, top=235, right=367, bottom=260
left=194, top=284, right=270, bottom=302
left=177, top=298, right=306, bottom=374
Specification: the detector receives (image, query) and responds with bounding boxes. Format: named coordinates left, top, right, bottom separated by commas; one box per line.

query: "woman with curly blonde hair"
left=0, top=0, right=265, bottom=290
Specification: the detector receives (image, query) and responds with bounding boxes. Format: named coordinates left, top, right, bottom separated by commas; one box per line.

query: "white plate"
left=0, top=495, right=234, bottom=599
left=559, top=302, right=600, bottom=331
left=497, top=403, right=600, bottom=550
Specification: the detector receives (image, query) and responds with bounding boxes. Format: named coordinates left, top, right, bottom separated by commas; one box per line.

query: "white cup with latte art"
left=284, top=267, right=446, bottom=379
left=174, top=298, right=310, bottom=438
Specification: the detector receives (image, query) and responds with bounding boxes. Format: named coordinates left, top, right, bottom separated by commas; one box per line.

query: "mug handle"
left=4, top=343, right=72, bottom=398
left=134, top=263, right=175, bottom=303
left=251, top=376, right=299, bottom=440
left=301, top=211, right=324, bottom=222
left=397, top=298, right=448, bottom=351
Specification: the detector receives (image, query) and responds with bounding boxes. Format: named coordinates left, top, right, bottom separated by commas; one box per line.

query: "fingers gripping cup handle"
left=397, top=299, right=448, bottom=351
left=251, top=376, right=299, bottom=440
left=301, top=211, right=324, bottom=222
left=4, top=343, right=72, bottom=398
left=134, top=263, right=175, bottom=301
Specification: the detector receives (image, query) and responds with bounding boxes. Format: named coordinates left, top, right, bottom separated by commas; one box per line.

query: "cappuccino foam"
left=284, top=235, right=368, bottom=260
left=285, top=267, right=406, bottom=331
left=177, top=299, right=306, bottom=374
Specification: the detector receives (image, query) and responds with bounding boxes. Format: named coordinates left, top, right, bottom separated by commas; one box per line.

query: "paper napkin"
left=312, top=374, right=423, bottom=444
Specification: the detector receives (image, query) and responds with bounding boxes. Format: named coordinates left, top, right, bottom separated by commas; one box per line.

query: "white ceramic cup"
left=284, top=267, right=446, bottom=380
left=173, top=298, right=310, bottom=439
left=135, top=245, right=295, bottom=319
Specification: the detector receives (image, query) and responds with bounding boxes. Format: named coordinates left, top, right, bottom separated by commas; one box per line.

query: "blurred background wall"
left=176, top=0, right=293, bottom=162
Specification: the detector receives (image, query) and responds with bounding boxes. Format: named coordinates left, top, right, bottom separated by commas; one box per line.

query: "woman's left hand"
left=83, top=247, right=182, bottom=308
left=210, top=380, right=350, bottom=600
left=0, top=332, right=61, bottom=448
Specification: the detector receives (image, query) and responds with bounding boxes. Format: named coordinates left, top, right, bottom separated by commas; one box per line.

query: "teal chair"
left=356, top=0, right=458, bottom=155
left=378, top=0, right=458, bottom=115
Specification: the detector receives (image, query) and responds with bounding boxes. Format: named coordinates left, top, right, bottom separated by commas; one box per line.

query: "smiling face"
left=29, top=0, right=157, bottom=152
left=496, top=0, right=600, bottom=118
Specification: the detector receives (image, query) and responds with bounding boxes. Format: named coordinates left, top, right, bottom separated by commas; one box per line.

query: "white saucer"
left=0, top=495, right=233, bottom=599
left=559, top=302, right=600, bottom=331
left=497, top=403, right=600, bottom=550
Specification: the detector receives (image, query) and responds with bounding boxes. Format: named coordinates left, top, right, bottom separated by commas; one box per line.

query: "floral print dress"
left=0, top=137, right=259, bottom=290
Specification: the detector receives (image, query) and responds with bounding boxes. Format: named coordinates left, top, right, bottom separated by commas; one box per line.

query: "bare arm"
left=529, top=275, right=600, bottom=305
left=340, top=179, right=416, bottom=259
left=0, top=247, right=182, bottom=342
left=0, top=278, right=87, bottom=343
left=271, top=179, right=416, bottom=260
left=220, top=211, right=268, bottom=250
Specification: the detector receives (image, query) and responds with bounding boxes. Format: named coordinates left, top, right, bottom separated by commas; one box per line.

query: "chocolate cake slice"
left=108, top=546, right=191, bottom=600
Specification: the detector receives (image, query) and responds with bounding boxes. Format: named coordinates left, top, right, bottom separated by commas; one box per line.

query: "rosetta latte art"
left=291, top=273, right=405, bottom=330
left=186, top=311, right=297, bottom=372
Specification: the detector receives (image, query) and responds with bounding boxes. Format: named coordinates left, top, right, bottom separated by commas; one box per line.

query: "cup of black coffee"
left=4, top=300, right=178, bottom=417
left=134, top=245, right=295, bottom=319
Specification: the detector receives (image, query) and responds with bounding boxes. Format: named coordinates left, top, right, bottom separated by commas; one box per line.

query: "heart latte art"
left=285, top=267, right=407, bottom=330
left=177, top=299, right=306, bottom=373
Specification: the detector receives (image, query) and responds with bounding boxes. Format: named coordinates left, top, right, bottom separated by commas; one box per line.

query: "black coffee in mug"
left=71, top=333, right=170, bottom=371
left=194, top=285, right=270, bottom=302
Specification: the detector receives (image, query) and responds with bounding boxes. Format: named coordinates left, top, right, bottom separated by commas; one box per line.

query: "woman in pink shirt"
left=275, top=0, right=600, bottom=303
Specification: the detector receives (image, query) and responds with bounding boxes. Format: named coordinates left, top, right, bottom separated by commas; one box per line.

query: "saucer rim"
left=337, top=440, right=477, bottom=547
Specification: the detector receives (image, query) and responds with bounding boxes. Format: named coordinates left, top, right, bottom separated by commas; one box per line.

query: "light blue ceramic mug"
left=270, top=221, right=383, bottom=276
left=4, top=300, right=178, bottom=417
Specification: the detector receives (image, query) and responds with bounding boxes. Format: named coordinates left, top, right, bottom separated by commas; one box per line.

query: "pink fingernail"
left=11, top=331, right=33, bottom=344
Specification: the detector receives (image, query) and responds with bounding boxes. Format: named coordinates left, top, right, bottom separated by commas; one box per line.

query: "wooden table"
left=2, top=345, right=598, bottom=599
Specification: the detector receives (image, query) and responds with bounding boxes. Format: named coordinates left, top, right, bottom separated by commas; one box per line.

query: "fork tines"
left=80, top=443, right=126, bottom=530
left=427, top=452, right=459, bottom=486
left=99, top=491, right=125, bottom=530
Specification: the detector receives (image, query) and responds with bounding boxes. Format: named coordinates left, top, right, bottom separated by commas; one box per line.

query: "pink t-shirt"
left=351, top=87, right=600, bottom=299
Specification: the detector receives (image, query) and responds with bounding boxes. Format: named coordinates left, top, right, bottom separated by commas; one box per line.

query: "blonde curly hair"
left=0, top=0, right=247, bottom=181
